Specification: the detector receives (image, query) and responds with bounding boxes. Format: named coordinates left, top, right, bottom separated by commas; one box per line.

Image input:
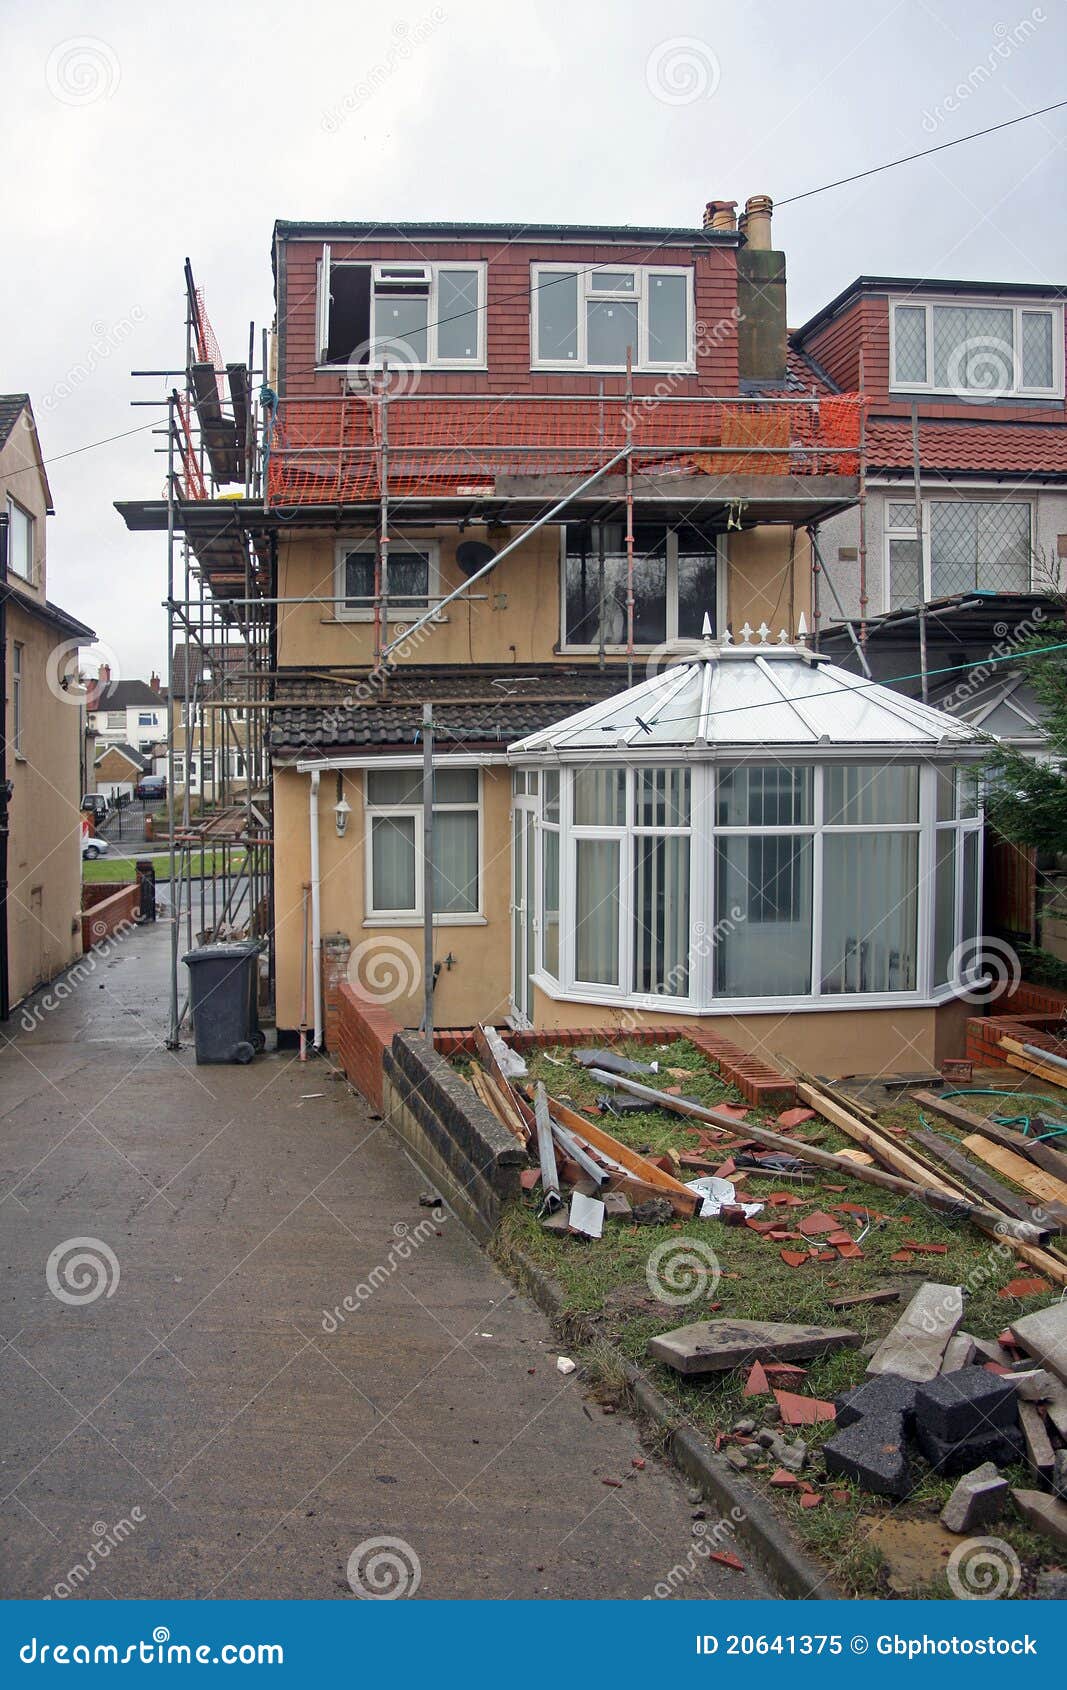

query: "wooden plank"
left=829, top=1288, right=901, bottom=1312
left=911, top=1126, right=1055, bottom=1229
left=866, top=1283, right=964, bottom=1382
left=473, top=1026, right=534, bottom=1136
left=796, top=1081, right=965, bottom=1195
left=913, top=1088, right=1067, bottom=1183
left=543, top=1094, right=698, bottom=1217
left=1001, top=1048, right=1067, bottom=1090
left=468, top=1063, right=527, bottom=1145
left=962, top=1133, right=1067, bottom=1210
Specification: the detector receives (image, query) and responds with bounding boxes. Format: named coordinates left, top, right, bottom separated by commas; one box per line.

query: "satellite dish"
left=455, top=540, right=496, bottom=576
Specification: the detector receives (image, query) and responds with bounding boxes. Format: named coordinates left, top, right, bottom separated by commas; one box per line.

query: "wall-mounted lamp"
left=333, top=773, right=351, bottom=837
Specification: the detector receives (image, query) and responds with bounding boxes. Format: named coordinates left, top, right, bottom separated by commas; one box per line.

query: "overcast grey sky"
left=3, top=0, right=1065, bottom=679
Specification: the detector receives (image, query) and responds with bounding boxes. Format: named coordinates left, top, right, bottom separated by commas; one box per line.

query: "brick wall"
left=335, top=980, right=400, bottom=1112
left=321, top=932, right=352, bottom=1053
left=82, top=881, right=127, bottom=911
left=81, top=883, right=140, bottom=951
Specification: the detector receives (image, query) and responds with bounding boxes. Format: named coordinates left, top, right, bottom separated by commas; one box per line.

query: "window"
left=106, top=710, right=125, bottom=731
left=886, top=497, right=1031, bottom=609
left=364, top=766, right=480, bottom=921
left=12, top=642, right=23, bottom=753
left=562, top=524, right=719, bottom=648
left=335, top=538, right=437, bottom=621
left=317, top=251, right=486, bottom=369
left=820, top=766, right=920, bottom=995
left=715, top=766, right=813, bottom=997
left=890, top=299, right=1061, bottom=397
left=533, top=264, right=693, bottom=370
left=138, top=712, right=156, bottom=727
left=541, top=771, right=561, bottom=979
left=7, top=499, right=33, bottom=581
left=181, top=703, right=198, bottom=729
left=173, top=756, right=185, bottom=784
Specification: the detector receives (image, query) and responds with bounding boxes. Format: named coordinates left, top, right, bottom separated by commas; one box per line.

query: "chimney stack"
left=743, top=194, right=773, bottom=251
left=150, top=671, right=160, bottom=692
left=703, top=199, right=737, bottom=232
left=99, top=662, right=111, bottom=683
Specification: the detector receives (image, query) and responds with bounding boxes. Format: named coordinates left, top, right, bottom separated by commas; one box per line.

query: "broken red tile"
left=715, top=1104, right=750, bottom=1121
left=835, top=1243, right=865, bottom=1260
left=984, top=1362, right=1013, bottom=1376
left=826, top=1230, right=854, bottom=1246
left=767, top=1230, right=800, bottom=1242
left=632, top=1458, right=645, bottom=1469
left=745, top=1219, right=778, bottom=1234
left=890, top=1250, right=916, bottom=1262
left=799, top=1492, right=823, bottom=1509
left=998, top=1277, right=1051, bottom=1298
left=769, top=1469, right=799, bottom=1486
left=797, top=1210, right=839, bottom=1236
left=519, top=1168, right=542, bottom=1190
left=833, top=1202, right=881, bottom=1218
left=830, top=1489, right=852, bottom=1505
left=768, top=1191, right=805, bottom=1207
left=601, top=1477, right=623, bottom=1487
left=902, top=1241, right=949, bottom=1254
left=780, top=1250, right=810, bottom=1268
left=743, top=1360, right=770, bottom=1397
left=997, top=1329, right=1023, bottom=1349
left=774, top=1389, right=836, bottom=1426
left=776, top=1107, right=816, bottom=1129
left=713, top=1159, right=737, bottom=1179
left=764, top=1363, right=807, bottom=1384
left=823, top=1184, right=847, bottom=1193
left=709, top=1552, right=745, bottom=1571
left=714, top=1432, right=725, bottom=1450
left=709, top=1300, right=722, bottom=1311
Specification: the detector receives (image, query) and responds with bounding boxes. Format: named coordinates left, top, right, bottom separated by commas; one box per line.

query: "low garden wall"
left=81, top=883, right=141, bottom=951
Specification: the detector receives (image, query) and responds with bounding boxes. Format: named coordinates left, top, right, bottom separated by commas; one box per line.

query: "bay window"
left=532, top=263, right=693, bottom=370
left=562, top=523, right=720, bottom=648
left=528, top=759, right=982, bottom=1009
left=886, top=497, right=1031, bottom=609
left=890, top=298, right=1061, bottom=397
left=365, top=766, right=480, bottom=921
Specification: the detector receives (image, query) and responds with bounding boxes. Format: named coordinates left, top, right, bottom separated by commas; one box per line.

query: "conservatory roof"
left=509, top=625, right=987, bottom=756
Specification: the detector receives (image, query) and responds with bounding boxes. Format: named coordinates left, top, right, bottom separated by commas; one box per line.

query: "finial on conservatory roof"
left=739, top=621, right=754, bottom=645
left=720, top=626, right=733, bottom=646
left=777, top=627, right=790, bottom=644
left=757, top=621, right=771, bottom=645
left=796, top=612, right=809, bottom=647
left=701, top=611, right=714, bottom=639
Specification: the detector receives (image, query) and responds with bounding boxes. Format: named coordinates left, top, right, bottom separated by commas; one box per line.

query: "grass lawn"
left=472, top=1038, right=1065, bottom=1598
left=83, top=850, right=246, bottom=884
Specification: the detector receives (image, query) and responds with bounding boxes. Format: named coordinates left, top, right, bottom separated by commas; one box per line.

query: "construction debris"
left=823, top=1413, right=912, bottom=1500
left=866, top=1283, right=964, bottom=1382
left=940, top=1462, right=1009, bottom=1533
left=1011, top=1488, right=1067, bottom=1550
left=647, top=1318, right=861, bottom=1378
left=1009, top=1302, right=1067, bottom=1383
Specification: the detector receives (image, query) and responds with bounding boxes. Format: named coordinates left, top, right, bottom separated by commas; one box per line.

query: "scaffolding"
left=125, top=260, right=864, bottom=1050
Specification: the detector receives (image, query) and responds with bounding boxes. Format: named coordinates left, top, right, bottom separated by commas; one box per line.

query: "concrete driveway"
left=0, top=919, right=772, bottom=1600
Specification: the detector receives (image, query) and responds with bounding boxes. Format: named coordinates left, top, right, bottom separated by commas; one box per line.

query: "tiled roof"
left=784, top=341, right=840, bottom=397
left=269, top=666, right=632, bottom=755
left=0, top=393, right=30, bottom=449
left=867, top=419, right=1067, bottom=477
left=92, top=679, right=163, bottom=709
left=171, top=642, right=248, bottom=699
left=95, top=742, right=150, bottom=772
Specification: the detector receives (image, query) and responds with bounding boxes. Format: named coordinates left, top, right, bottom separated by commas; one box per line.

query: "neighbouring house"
left=1, top=394, right=96, bottom=1017
left=94, top=741, right=150, bottom=802
left=168, top=642, right=253, bottom=801
left=88, top=669, right=167, bottom=756
left=791, top=276, right=1067, bottom=955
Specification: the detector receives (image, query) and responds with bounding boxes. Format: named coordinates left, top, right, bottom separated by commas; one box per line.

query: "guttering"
left=294, top=752, right=508, bottom=773
left=309, top=769, right=323, bottom=1051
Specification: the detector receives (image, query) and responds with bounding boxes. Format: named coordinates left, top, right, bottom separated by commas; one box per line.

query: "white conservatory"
left=507, top=623, right=988, bottom=1070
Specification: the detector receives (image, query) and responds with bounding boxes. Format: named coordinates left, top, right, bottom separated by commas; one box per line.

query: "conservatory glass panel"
left=635, top=767, right=690, bottom=827
left=961, top=829, right=980, bottom=948
left=933, top=828, right=957, bottom=986
left=634, top=834, right=690, bottom=996
left=574, top=766, right=626, bottom=826
left=574, top=838, right=620, bottom=985
left=821, top=833, right=919, bottom=992
left=824, top=764, right=919, bottom=825
left=717, top=765, right=811, bottom=827
left=714, top=836, right=812, bottom=996
left=542, top=827, right=560, bottom=978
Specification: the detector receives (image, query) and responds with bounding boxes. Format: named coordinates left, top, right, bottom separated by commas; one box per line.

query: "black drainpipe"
left=0, top=509, right=10, bottom=1021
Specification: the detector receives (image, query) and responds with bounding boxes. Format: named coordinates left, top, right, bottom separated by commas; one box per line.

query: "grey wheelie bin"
left=182, top=941, right=265, bottom=1064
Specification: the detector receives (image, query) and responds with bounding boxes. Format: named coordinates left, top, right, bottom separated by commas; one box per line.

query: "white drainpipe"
left=309, top=768, right=323, bottom=1050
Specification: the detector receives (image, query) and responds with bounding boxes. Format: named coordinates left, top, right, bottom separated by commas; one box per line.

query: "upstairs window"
left=335, top=538, right=438, bottom=621
left=886, top=497, right=1031, bottom=609
left=562, top=523, right=718, bottom=648
left=532, top=264, right=693, bottom=370
left=890, top=299, right=1062, bottom=397
left=317, top=251, right=486, bottom=369
left=7, top=498, right=33, bottom=581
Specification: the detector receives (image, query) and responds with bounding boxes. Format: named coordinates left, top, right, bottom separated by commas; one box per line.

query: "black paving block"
left=915, top=1419, right=1024, bottom=1478
left=823, top=1411, right=912, bottom=1500
left=834, top=1373, right=920, bottom=1430
left=914, top=1366, right=1018, bottom=1443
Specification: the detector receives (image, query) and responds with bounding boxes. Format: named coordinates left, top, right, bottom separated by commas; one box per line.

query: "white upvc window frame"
left=524, top=758, right=985, bottom=1015
left=363, top=764, right=485, bottom=928
left=531, top=262, right=696, bottom=373
left=6, top=497, right=34, bottom=582
left=883, top=491, right=1033, bottom=609
left=559, top=527, right=727, bottom=653
left=334, top=536, right=441, bottom=623
left=12, top=641, right=24, bottom=754
left=316, top=247, right=488, bottom=370
left=888, top=296, right=1064, bottom=399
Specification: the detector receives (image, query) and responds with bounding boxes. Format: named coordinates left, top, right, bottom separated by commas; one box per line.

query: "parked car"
left=81, top=834, right=111, bottom=861
left=135, top=774, right=167, bottom=801
left=81, top=793, right=109, bottom=822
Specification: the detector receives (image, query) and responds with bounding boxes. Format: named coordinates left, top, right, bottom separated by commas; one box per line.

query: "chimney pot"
left=743, top=194, right=774, bottom=251
left=150, top=671, right=160, bottom=692
left=703, top=199, right=737, bottom=232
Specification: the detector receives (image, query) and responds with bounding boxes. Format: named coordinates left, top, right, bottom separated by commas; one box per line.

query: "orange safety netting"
left=264, top=395, right=863, bottom=507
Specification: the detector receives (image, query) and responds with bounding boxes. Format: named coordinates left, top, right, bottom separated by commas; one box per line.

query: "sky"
left=2, top=0, right=1065, bottom=680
